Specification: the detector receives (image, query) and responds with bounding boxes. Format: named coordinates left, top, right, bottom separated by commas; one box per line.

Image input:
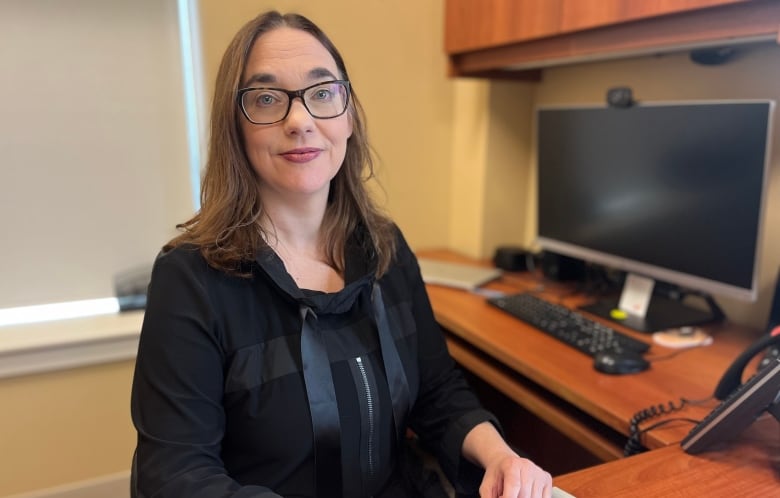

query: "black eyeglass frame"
left=236, top=79, right=351, bottom=125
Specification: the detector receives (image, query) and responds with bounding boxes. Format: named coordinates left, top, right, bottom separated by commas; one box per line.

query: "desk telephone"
left=628, top=270, right=780, bottom=456
left=681, top=330, right=780, bottom=454
left=715, top=267, right=780, bottom=399
left=625, top=331, right=780, bottom=456
left=682, top=272, right=780, bottom=453
left=680, top=272, right=780, bottom=453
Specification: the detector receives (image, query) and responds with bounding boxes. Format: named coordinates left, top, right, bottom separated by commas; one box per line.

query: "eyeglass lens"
left=241, top=81, right=348, bottom=124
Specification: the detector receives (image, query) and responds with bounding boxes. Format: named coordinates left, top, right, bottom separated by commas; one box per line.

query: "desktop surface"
left=419, top=249, right=777, bottom=494
left=418, top=249, right=764, bottom=456
left=553, top=415, right=779, bottom=497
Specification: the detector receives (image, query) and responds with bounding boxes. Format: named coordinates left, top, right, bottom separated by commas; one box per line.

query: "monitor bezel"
left=535, top=99, right=775, bottom=302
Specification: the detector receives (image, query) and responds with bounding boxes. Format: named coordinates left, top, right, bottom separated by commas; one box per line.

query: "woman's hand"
left=462, top=422, right=552, bottom=498
left=479, top=450, right=552, bottom=498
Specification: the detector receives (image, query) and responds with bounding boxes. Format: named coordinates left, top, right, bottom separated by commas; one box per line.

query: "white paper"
left=618, top=273, right=655, bottom=318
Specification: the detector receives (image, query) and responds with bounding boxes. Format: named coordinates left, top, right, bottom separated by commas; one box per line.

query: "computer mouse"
left=593, top=350, right=650, bottom=375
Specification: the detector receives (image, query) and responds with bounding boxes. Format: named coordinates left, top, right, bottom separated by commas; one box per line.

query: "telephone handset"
left=713, top=328, right=780, bottom=400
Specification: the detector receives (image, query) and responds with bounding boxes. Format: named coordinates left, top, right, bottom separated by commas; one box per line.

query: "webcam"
left=690, top=46, right=735, bottom=66
left=607, top=86, right=635, bottom=108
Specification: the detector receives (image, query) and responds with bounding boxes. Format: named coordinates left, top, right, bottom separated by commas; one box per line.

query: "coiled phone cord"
left=624, top=397, right=707, bottom=456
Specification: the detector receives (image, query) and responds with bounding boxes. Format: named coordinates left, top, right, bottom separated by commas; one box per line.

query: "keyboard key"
left=487, top=292, right=649, bottom=357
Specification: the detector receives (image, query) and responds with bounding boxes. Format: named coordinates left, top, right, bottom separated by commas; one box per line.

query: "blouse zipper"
left=355, top=356, right=376, bottom=479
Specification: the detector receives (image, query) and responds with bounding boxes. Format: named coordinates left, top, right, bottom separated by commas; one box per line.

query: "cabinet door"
left=560, top=0, right=750, bottom=34
left=445, top=0, right=564, bottom=53
left=445, top=0, right=779, bottom=77
left=445, top=0, right=750, bottom=54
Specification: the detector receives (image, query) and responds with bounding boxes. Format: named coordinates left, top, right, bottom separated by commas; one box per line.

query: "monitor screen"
left=536, top=101, right=773, bottom=326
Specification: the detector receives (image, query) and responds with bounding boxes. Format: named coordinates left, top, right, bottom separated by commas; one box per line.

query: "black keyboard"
left=487, top=292, right=650, bottom=357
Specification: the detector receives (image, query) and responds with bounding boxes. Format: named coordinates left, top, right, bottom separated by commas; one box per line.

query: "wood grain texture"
left=445, top=0, right=749, bottom=52
left=445, top=0, right=780, bottom=77
left=418, top=249, right=762, bottom=451
left=445, top=0, right=564, bottom=52
left=447, top=336, right=625, bottom=461
left=420, top=249, right=779, bottom=493
left=553, top=416, right=780, bottom=497
left=558, top=0, right=750, bottom=34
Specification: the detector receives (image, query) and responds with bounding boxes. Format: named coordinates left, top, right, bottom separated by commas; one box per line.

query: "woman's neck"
left=261, top=207, right=323, bottom=253
left=259, top=196, right=344, bottom=293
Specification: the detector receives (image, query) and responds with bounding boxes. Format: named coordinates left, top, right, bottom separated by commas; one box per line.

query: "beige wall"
left=199, top=0, right=457, bottom=251
left=0, top=361, right=136, bottom=496
left=3, top=2, right=779, bottom=495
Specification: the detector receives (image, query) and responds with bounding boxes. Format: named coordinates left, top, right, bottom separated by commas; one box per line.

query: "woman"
left=131, top=10, right=551, bottom=498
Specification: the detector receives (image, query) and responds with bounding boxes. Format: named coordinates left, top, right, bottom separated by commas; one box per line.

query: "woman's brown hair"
left=168, top=11, right=396, bottom=277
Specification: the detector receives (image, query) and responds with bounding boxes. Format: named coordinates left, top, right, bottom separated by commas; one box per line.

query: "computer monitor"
left=536, top=100, right=774, bottom=332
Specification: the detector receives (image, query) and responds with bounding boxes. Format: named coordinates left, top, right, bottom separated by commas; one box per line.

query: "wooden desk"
left=553, top=416, right=780, bottom=497
left=420, top=250, right=764, bottom=469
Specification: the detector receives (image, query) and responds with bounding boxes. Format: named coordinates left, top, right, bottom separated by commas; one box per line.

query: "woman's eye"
left=255, top=93, right=278, bottom=107
left=312, top=88, right=333, bottom=101
left=248, top=90, right=286, bottom=108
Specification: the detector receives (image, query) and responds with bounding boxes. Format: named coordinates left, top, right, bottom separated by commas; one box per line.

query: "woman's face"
left=239, top=27, right=352, bottom=204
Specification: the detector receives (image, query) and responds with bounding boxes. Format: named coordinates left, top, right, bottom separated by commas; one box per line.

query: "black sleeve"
left=130, top=249, right=282, bottom=498
left=394, top=235, right=502, bottom=495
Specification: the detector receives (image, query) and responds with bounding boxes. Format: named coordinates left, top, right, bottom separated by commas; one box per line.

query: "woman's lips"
left=280, top=148, right=321, bottom=163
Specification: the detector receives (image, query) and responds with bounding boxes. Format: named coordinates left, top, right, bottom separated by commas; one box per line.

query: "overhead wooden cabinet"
left=445, top=0, right=780, bottom=78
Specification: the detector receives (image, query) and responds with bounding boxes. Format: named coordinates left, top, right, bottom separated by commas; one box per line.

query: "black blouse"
left=131, top=228, right=497, bottom=497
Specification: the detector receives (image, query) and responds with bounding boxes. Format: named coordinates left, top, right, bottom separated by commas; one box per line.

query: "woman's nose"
left=283, top=98, right=315, bottom=133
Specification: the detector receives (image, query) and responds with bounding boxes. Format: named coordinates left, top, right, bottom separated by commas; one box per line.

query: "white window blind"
left=0, top=0, right=197, bottom=310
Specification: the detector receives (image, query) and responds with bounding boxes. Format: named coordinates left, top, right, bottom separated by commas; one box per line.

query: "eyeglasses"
left=237, top=80, right=351, bottom=125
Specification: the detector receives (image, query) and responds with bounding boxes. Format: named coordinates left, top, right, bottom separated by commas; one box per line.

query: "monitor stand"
left=579, top=296, right=720, bottom=333
left=578, top=275, right=726, bottom=333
